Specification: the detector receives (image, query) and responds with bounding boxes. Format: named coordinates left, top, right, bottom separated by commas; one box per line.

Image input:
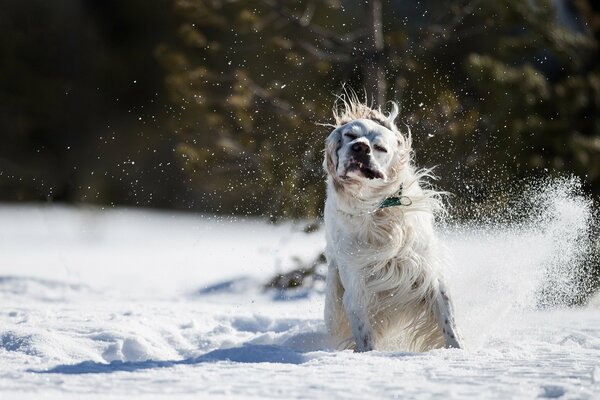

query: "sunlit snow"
left=1, top=180, right=599, bottom=399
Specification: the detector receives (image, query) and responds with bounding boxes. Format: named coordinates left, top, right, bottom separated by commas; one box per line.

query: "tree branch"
left=296, top=40, right=351, bottom=62
left=362, top=0, right=386, bottom=105
left=258, top=0, right=351, bottom=49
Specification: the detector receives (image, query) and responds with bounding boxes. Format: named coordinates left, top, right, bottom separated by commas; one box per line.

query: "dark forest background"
left=1, top=0, right=599, bottom=219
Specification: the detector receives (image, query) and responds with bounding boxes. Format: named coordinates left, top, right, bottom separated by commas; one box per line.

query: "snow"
left=1, top=202, right=599, bottom=399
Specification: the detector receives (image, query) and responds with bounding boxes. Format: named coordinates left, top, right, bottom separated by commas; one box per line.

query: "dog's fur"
left=323, top=95, right=463, bottom=352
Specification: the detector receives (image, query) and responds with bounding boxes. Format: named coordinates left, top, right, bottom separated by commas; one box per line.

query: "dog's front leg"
left=324, top=262, right=352, bottom=342
left=342, top=289, right=375, bottom=352
left=434, top=280, right=463, bottom=349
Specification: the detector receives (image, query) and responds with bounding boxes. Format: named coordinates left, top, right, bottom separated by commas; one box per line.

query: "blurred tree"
left=451, top=0, right=600, bottom=217
left=157, top=0, right=389, bottom=218
left=1, top=0, right=597, bottom=218
left=0, top=0, right=98, bottom=202
left=0, top=0, right=191, bottom=209
left=160, top=0, right=599, bottom=219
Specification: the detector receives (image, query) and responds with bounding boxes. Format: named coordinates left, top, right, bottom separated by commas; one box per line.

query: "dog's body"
left=323, top=98, right=463, bottom=352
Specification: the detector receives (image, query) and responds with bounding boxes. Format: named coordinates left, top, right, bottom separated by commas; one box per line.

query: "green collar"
left=379, top=186, right=412, bottom=209
left=379, top=195, right=412, bottom=209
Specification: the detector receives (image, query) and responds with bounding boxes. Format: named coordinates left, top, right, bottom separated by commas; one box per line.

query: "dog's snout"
left=351, top=141, right=370, bottom=155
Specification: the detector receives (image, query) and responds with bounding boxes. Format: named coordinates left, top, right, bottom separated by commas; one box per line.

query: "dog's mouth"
left=342, top=161, right=384, bottom=180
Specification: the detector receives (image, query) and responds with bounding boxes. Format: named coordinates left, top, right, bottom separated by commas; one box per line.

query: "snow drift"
left=1, top=177, right=599, bottom=399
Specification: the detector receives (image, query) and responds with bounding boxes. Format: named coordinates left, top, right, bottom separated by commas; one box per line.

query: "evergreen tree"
left=158, top=0, right=599, bottom=218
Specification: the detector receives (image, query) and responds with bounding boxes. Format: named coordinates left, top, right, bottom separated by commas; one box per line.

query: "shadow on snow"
left=33, top=344, right=309, bottom=375
left=191, top=276, right=316, bottom=302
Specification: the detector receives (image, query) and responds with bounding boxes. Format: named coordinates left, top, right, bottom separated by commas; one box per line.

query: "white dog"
left=323, top=96, right=463, bottom=352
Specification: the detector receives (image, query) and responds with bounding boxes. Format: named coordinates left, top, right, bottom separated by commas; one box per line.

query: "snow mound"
left=1, top=177, right=599, bottom=398
left=0, top=276, right=94, bottom=302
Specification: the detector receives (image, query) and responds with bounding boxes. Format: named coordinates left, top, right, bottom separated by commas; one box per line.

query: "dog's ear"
left=387, top=126, right=412, bottom=180
left=323, top=128, right=341, bottom=177
left=386, top=102, right=411, bottom=151
left=385, top=102, right=400, bottom=132
left=396, top=124, right=412, bottom=152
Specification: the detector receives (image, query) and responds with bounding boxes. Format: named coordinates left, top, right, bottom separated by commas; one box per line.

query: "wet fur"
left=323, top=95, right=463, bottom=352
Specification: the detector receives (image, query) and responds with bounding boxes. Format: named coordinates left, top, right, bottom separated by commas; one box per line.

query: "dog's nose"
left=351, top=141, right=371, bottom=155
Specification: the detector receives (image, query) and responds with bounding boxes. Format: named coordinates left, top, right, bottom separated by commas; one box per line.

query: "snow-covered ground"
left=1, top=197, right=599, bottom=399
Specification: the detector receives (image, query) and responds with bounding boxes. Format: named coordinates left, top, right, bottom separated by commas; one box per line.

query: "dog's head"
left=324, top=99, right=411, bottom=193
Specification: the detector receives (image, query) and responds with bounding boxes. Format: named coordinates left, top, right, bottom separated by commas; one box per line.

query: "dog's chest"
left=327, top=208, right=435, bottom=269
left=328, top=215, right=403, bottom=261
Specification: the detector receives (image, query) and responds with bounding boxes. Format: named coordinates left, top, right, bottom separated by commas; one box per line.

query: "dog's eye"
left=344, top=133, right=358, bottom=140
left=374, top=145, right=388, bottom=153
